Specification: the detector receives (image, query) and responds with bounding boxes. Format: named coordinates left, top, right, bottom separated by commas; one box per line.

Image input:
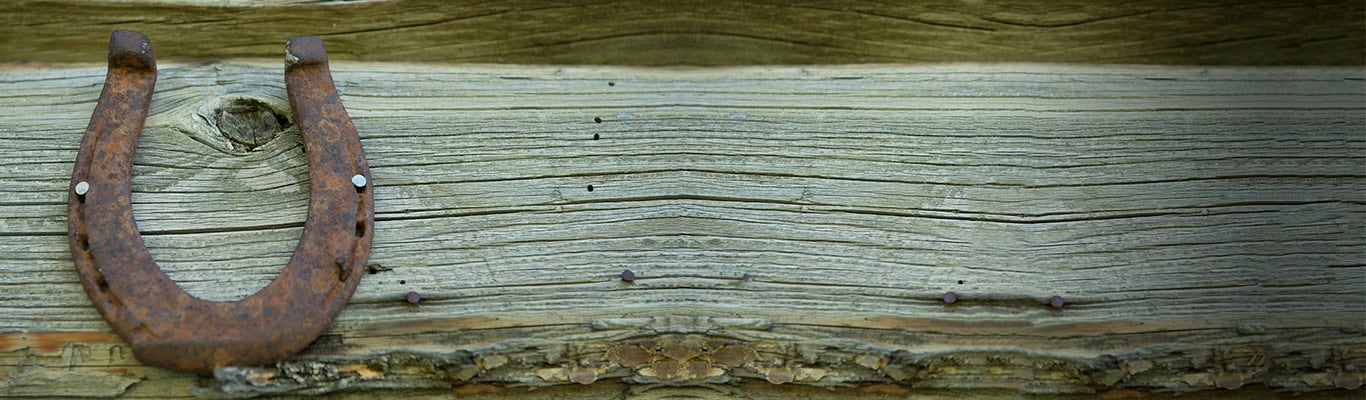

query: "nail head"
left=942, top=291, right=958, bottom=304
left=405, top=291, right=421, bottom=304
left=1049, top=295, right=1065, bottom=309
left=74, top=181, right=90, bottom=196
left=351, top=174, right=367, bottom=188
left=620, top=269, right=635, bottom=282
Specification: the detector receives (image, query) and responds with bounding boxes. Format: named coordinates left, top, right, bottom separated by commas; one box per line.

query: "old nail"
left=405, top=291, right=421, bottom=304
left=1049, top=295, right=1065, bottom=309
left=942, top=291, right=958, bottom=304
left=620, top=269, right=635, bottom=282
left=74, top=181, right=90, bottom=195
left=351, top=174, right=368, bottom=188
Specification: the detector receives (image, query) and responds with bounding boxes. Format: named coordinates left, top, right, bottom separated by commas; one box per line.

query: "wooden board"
left=0, top=0, right=1361, bottom=65
left=0, top=62, right=1363, bottom=399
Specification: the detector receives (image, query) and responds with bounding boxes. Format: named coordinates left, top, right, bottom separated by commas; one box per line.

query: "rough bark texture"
left=0, top=0, right=1361, bottom=65
left=0, top=63, right=1363, bottom=399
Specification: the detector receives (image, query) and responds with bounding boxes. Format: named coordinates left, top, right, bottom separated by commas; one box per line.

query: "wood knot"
left=212, top=98, right=291, bottom=152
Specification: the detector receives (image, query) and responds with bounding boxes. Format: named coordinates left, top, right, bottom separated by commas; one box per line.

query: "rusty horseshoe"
left=67, top=30, right=373, bottom=374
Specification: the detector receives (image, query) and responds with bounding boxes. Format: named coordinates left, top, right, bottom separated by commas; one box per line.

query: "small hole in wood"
left=608, top=82, right=615, bottom=87
left=399, top=280, right=406, bottom=285
left=594, top=117, right=602, bottom=123
left=587, top=184, right=594, bottom=192
left=367, top=263, right=390, bottom=275
left=593, top=133, right=600, bottom=140
left=957, top=280, right=964, bottom=285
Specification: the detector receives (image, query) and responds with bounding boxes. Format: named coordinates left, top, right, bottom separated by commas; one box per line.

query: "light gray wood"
left=0, top=63, right=1362, bottom=399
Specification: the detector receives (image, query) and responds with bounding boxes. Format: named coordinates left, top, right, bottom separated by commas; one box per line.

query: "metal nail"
left=351, top=174, right=367, bottom=188
left=74, top=181, right=90, bottom=196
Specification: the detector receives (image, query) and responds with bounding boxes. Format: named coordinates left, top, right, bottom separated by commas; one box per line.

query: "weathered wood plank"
left=0, top=0, right=1361, bottom=65
left=0, top=63, right=1362, bottom=399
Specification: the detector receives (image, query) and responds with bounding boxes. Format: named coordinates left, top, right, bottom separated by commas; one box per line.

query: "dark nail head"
left=405, top=291, right=421, bottom=304
left=1049, top=295, right=1065, bottom=309
left=620, top=269, right=635, bottom=282
left=942, top=291, right=958, bottom=304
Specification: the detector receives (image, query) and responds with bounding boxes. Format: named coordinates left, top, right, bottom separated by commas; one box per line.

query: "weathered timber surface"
left=0, top=63, right=1363, bottom=399
left=0, top=0, right=1362, bottom=65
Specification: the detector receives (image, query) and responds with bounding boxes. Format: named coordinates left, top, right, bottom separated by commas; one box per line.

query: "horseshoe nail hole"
left=213, top=98, right=292, bottom=152
left=95, top=276, right=109, bottom=292
left=355, top=220, right=366, bottom=237
left=78, top=234, right=90, bottom=251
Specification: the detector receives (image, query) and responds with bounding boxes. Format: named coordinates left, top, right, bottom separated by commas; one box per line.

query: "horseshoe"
left=67, top=30, right=373, bottom=374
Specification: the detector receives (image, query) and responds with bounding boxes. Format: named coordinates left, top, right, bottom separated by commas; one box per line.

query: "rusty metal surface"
left=67, top=30, right=373, bottom=375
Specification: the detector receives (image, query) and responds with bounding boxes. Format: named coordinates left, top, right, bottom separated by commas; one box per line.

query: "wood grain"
left=0, top=0, right=1361, bottom=65
left=0, top=63, right=1362, bottom=398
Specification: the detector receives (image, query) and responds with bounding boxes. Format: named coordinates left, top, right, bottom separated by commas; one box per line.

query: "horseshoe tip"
left=108, top=30, right=155, bottom=72
left=285, top=36, right=328, bottom=69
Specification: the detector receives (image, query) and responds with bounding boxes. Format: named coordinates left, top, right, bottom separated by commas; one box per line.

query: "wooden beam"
left=0, top=0, right=1361, bottom=65
left=0, top=63, right=1362, bottom=399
